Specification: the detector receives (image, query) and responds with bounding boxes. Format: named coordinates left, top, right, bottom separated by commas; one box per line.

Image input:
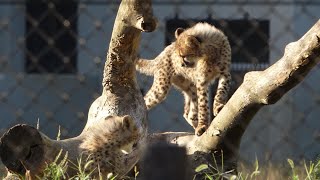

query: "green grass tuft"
left=68, top=153, right=96, bottom=180
left=39, top=149, right=68, bottom=180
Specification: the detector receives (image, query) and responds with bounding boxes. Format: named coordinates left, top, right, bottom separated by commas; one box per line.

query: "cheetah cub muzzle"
left=136, top=22, right=231, bottom=136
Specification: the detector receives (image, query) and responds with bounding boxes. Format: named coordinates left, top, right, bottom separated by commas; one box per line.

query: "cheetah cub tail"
left=136, top=58, right=157, bottom=76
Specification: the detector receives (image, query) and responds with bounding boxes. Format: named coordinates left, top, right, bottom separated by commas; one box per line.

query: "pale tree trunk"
left=0, top=0, right=156, bottom=178
left=1, top=1, right=320, bottom=179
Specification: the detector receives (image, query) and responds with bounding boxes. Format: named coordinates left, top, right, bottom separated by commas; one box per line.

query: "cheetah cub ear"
left=175, top=27, right=185, bottom=38
left=121, top=115, right=137, bottom=132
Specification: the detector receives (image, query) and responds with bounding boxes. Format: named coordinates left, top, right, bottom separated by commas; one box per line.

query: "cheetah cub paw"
left=195, top=124, right=208, bottom=136
left=213, top=102, right=225, bottom=117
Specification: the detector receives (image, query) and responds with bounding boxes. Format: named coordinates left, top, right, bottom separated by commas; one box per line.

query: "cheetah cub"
left=136, top=22, right=231, bottom=136
left=80, top=115, right=139, bottom=178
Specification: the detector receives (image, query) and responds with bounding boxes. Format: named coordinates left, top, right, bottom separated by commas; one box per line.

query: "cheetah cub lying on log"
left=136, top=22, right=231, bottom=136
left=80, top=115, right=139, bottom=178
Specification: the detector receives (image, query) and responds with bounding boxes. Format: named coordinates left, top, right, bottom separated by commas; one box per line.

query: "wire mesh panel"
left=0, top=0, right=319, bottom=165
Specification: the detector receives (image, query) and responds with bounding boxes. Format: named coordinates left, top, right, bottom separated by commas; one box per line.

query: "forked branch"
left=0, top=0, right=156, bottom=178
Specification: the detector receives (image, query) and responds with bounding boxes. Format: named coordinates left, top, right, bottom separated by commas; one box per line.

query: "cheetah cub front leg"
left=144, top=68, right=172, bottom=110
left=194, top=78, right=210, bottom=136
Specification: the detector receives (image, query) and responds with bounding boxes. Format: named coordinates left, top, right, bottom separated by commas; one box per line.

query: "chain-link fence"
left=0, top=0, right=319, bottom=165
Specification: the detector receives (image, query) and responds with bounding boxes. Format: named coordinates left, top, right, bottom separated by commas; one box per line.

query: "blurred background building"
left=0, top=0, right=319, bottom=164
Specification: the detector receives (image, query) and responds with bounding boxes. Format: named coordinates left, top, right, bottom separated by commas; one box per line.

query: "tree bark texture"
left=0, top=1, right=319, bottom=179
left=0, top=0, right=156, bottom=178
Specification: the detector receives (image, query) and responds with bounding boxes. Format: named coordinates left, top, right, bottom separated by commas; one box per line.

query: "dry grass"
left=238, top=159, right=319, bottom=180
left=238, top=161, right=289, bottom=180
left=1, top=156, right=319, bottom=179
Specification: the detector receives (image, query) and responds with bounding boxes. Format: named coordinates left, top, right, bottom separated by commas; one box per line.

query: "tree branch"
left=151, top=19, right=320, bottom=171
left=193, top=19, right=320, bottom=154
left=0, top=0, right=156, bottom=178
left=84, top=0, right=156, bottom=133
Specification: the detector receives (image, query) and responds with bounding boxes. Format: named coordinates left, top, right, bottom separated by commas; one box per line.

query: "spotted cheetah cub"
left=80, top=115, right=139, bottom=178
left=136, top=22, right=231, bottom=136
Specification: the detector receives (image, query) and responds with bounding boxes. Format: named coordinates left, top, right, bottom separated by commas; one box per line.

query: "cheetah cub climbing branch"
left=136, top=22, right=231, bottom=136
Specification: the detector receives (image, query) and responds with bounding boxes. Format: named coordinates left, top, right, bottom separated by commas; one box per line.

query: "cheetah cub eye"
left=181, top=55, right=197, bottom=67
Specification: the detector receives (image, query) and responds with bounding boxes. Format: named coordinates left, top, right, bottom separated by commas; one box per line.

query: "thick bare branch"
left=0, top=0, right=156, bottom=178
left=191, top=19, right=320, bottom=154
left=141, top=20, right=320, bottom=174
left=156, top=20, right=320, bottom=165
left=85, top=0, right=156, bottom=132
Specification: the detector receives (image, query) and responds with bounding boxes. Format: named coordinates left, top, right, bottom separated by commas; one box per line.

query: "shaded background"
left=0, top=0, right=319, bottom=166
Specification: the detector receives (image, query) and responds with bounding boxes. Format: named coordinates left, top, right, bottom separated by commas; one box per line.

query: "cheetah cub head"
left=175, top=27, right=203, bottom=68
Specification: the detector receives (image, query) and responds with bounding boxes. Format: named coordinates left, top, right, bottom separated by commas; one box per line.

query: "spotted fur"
left=136, top=22, right=231, bottom=136
left=80, top=115, right=139, bottom=178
